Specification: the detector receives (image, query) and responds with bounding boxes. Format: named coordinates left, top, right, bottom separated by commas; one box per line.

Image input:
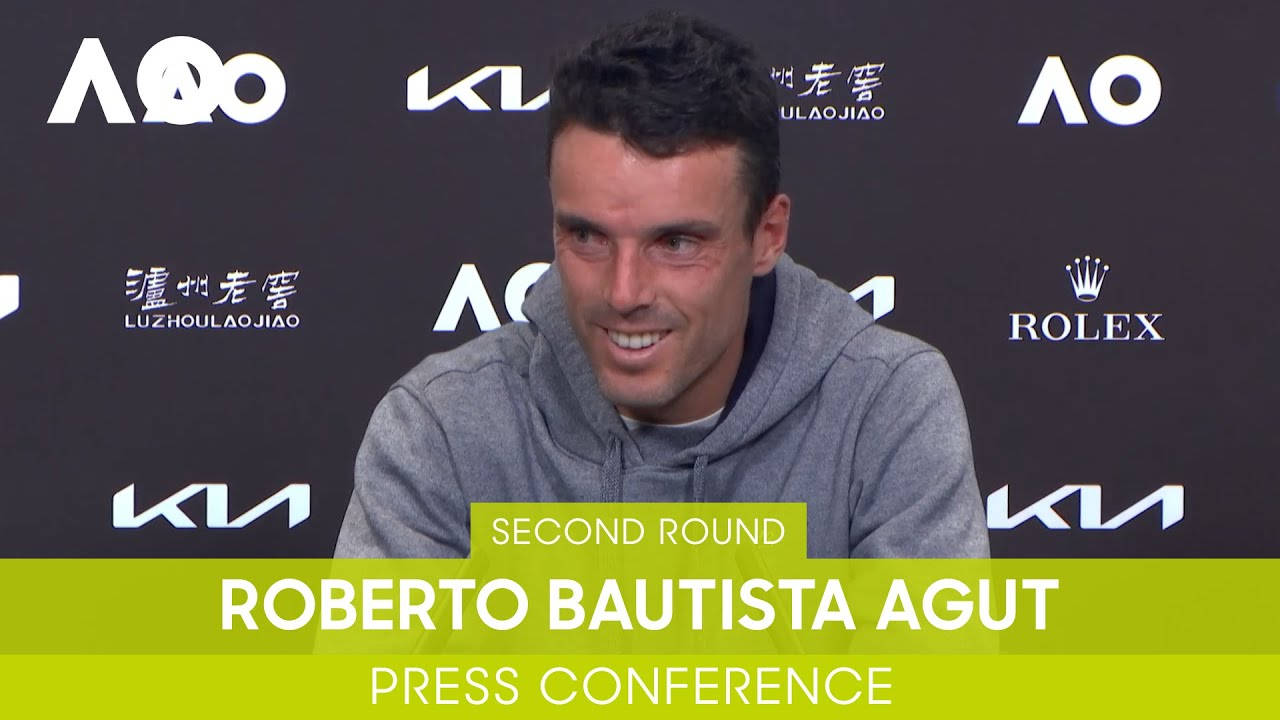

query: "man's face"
left=548, top=124, right=785, bottom=424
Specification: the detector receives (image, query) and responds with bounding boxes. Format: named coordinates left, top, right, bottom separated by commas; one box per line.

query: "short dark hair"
left=547, top=11, right=781, bottom=234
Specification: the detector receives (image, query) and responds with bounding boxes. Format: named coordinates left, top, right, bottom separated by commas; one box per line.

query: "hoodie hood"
left=521, top=253, right=875, bottom=472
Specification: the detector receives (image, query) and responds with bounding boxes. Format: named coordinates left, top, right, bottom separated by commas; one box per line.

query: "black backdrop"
left=2, top=1, right=1275, bottom=557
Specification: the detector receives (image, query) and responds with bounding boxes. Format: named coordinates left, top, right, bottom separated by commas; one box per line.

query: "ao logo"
left=1018, top=55, right=1161, bottom=126
left=432, top=264, right=895, bottom=332
left=0, top=275, right=18, bottom=321
left=434, top=263, right=550, bottom=331
left=48, top=37, right=285, bottom=125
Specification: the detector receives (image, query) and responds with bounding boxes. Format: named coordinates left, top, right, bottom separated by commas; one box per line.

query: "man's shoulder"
left=391, top=322, right=536, bottom=406
left=778, top=255, right=945, bottom=373
left=840, top=322, right=943, bottom=368
left=832, top=321, right=963, bottom=417
left=775, top=254, right=954, bottom=391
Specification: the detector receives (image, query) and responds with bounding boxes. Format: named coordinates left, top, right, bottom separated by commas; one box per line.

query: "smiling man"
left=335, top=12, right=989, bottom=559
left=551, top=125, right=779, bottom=427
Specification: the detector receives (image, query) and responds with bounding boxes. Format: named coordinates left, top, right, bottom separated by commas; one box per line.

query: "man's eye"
left=662, top=235, right=697, bottom=253
left=571, top=229, right=599, bottom=244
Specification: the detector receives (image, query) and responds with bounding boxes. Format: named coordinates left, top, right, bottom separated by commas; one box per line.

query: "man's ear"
left=751, top=193, right=790, bottom=275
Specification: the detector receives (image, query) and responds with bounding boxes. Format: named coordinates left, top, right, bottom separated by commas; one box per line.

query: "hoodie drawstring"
left=600, top=435, right=623, bottom=501
left=601, top=436, right=708, bottom=502
left=692, top=455, right=708, bottom=502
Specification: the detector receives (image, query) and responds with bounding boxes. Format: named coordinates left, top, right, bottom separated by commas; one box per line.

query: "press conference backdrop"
left=1, top=0, right=1274, bottom=558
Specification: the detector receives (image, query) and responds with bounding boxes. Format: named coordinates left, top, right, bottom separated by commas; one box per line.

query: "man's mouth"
left=606, top=329, right=670, bottom=350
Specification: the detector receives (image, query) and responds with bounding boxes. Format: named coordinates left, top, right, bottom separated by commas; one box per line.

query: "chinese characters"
left=771, top=61, right=887, bottom=121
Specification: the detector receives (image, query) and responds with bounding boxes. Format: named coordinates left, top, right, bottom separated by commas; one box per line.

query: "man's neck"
left=619, top=406, right=724, bottom=430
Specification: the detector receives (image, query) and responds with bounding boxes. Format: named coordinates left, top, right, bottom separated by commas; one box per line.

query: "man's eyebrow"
left=644, top=220, right=720, bottom=238
left=554, top=212, right=609, bottom=236
left=554, top=213, right=720, bottom=239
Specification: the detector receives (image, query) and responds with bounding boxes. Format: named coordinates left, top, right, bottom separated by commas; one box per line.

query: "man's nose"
left=605, top=244, right=656, bottom=314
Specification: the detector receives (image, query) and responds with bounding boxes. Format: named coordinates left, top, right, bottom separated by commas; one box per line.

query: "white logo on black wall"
left=1018, top=55, right=1160, bottom=126
left=113, top=484, right=310, bottom=528
left=1009, top=255, right=1164, bottom=342
left=433, top=262, right=550, bottom=331
left=49, top=37, right=285, bottom=124
left=772, top=61, right=886, bottom=121
left=123, top=267, right=301, bottom=330
left=432, top=263, right=895, bottom=332
left=987, top=484, right=1184, bottom=530
left=404, top=61, right=883, bottom=119
left=407, top=66, right=548, bottom=111
left=0, top=275, right=17, bottom=321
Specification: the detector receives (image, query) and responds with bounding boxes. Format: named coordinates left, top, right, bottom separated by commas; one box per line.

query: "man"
left=335, top=12, right=989, bottom=559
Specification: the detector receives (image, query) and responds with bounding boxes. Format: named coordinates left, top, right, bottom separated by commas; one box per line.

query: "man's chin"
left=596, top=376, right=675, bottom=414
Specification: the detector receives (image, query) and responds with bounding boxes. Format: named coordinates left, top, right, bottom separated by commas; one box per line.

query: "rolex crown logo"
left=1065, top=255, right=1109, bottom=302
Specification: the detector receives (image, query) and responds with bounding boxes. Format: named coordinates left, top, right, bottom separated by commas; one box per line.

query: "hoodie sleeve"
left=848, top=351, right=990, bottom=558
left=334, top=385, right=471, bottom=558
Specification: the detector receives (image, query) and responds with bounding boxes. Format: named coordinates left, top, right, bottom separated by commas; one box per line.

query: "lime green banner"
left=0, top=504, right=1277, bottom=654
left=2, top=655, right=1276, bottom=717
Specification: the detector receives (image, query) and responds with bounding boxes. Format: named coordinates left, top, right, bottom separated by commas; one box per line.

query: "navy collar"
left=717, top=270, right=777, bottom=426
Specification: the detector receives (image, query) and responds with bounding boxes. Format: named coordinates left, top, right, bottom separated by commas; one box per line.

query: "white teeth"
left=608, top=330, right=666, bottom=350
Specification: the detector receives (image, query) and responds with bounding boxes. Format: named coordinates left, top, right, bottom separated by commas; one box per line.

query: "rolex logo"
left=1065, top=255, right=1108, bottom=302
left=1008, top=255, right=1164, bottom=343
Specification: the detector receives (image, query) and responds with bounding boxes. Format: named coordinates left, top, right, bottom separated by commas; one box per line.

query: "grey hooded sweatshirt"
left=335, top=254, right=989, bottom=559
